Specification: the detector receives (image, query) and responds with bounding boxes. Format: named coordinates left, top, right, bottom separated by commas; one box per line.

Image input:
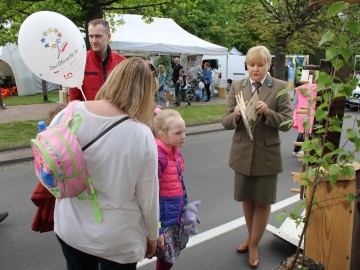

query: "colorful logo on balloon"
left=40, top=28, right=69, bottom=59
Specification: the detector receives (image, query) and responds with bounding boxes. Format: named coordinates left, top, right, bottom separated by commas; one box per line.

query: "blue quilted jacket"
left=157, top=139, right=187, bottom=234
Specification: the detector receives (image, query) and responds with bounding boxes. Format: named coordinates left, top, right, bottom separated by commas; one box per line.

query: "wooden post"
left=41, top=79, right=48, bottom=102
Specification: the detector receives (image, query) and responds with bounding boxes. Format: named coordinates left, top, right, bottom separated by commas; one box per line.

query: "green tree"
left=0, top=0, right=197, bottom=48
left=240, top=0, right=330, bottom=80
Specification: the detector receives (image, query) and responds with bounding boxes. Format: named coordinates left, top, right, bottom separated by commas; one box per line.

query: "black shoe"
left=174, top=103, right=180, bottom=107
left=0, top=212, right=8, bottom=223
left=186, top=103, right=192, bottom=107
left=205, top=99, right=210, bottom=102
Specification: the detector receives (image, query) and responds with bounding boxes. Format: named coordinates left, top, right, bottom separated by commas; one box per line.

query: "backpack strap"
left=61, top=101, right=79, bottom=124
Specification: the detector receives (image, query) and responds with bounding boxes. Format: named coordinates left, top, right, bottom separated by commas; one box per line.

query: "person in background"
left=158, top=65, right=169, bottom=108
left=0, top=71, right=7, bottom=109
left=291, top=70, right=317, bottom=158
left=174, top=69, right=191, bottom=107
left=222, top=45, right=292, bottom=269
left=354, top=70, right=360, bottom=80
left=153, top=109, right=188, bottom=270
left=69, top=19, right=126, bottom=101
left=202, top=62, right=212, bottom=102
left=172, top=58, right=183, bottom=105
left=51, top=58, right=159, bottom=270
left=0, top=212, right=8, bottom=223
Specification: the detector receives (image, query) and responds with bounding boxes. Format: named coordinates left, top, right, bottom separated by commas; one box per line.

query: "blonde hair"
left=153, top=109, right=183, bottom=137
left=158, top=64, right=165, bottom=73
left=95, top=57, right=158, bottom=125
left=246, top=46, right=272, bottom=66
left=179, top=69, right=185, bottom=75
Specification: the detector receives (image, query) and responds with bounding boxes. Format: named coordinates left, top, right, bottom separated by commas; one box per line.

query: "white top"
left=51, top=102, right=159, bottom=264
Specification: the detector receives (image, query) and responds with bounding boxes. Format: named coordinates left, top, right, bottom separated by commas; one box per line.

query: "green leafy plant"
left=277, top=2, right=359, bottom=269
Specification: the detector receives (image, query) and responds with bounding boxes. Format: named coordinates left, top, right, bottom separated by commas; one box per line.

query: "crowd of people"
left=0, top=17, right=318, bottom=270
left=32, top=39, right=296, bottom=270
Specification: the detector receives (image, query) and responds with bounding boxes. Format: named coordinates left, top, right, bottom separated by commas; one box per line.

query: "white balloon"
left=18, top=11, right=86, bottom=88
left=198, top=81, right=205, bottom=89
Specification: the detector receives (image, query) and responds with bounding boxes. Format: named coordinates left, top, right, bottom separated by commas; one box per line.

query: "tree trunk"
left=273, top=36, right=287, bottom=81
left=83, top=2, right=104, bottom=50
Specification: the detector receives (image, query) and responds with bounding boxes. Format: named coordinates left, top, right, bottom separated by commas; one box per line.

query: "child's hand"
left=157, top=234, right=165, bottom=251
left=145, top=237, right=157, bottom=258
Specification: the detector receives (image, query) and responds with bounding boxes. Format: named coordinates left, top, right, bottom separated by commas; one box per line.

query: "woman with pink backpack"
left=49, top=58, right=159, bottom=270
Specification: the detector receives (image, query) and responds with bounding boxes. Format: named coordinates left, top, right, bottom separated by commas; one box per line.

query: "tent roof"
left=110, top=14, right=228, bottom=55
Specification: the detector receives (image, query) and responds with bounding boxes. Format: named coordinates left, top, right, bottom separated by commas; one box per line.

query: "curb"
left=0, top=122, right=225, bottom=166
left=0, top=156, right=34, bottom=166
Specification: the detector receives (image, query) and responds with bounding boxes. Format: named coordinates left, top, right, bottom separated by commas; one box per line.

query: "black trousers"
left=57, top=235, right=137, bottom=270
left=204, top=83, right=211, bottom=101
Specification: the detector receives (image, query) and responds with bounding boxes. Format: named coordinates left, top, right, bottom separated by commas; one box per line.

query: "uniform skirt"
left=234, top=172, right=278, bottom=204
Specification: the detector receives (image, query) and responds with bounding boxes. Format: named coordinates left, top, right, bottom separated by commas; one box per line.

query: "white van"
left=202, top=54, right=248, bottom=84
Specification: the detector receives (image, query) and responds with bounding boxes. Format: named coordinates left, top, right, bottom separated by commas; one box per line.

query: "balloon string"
left=79, top=86, right=87, bottom=101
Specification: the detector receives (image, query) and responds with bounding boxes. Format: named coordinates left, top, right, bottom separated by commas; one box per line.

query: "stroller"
left=185, top=72, right=202, bottom=102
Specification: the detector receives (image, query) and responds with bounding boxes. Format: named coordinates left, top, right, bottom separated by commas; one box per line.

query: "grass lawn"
left=3, top=91, right=60, bottom=105
left=0, top=100, right=226, bottom=149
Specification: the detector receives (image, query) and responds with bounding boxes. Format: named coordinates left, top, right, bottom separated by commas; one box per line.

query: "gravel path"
left=0, top=98, right=228, bottom=124
left=0, top=103, right=60, bottom=123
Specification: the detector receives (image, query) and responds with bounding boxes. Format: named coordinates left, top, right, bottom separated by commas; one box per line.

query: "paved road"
left=0, top=127, right=301, bottom=270
left=0, top=108, right=357, bottom=270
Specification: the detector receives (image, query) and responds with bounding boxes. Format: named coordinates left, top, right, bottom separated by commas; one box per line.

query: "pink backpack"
left=31, top=101, right=129, bottom=223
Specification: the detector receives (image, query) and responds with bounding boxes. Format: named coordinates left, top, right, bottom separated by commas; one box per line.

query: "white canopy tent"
left=110, top=14, right=228, bottom=56
left=0, top=43, right=58, bottom=96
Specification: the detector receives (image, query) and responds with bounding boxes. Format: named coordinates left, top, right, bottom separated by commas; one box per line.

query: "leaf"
left=314, top=110, right=328, bottom=121
left=346, top=129, right=357, bottom=139
left=276, top=87, right=292, bottom=98
left=327, top=2, right=346, bottom=18
left=329, top=164, right=341, bottom=176
left=276, top=212, right=288, bottom=222
left=345, top=193, right=355, bottom=202
left=341, top=165, right=355, bottom=178
left=280, top=119, right=294, bottom=128
left=319, top=31, right=334, bottom=47
left=325, top=141, right=335, bottom=152
left=329, top=175, right=337, bottom=185
left=346, top=19, right=360, bottom=35
left=326, top=47, right=339, bottom=60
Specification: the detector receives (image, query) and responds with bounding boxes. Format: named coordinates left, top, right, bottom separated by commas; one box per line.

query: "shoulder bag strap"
left=82, top=116, right=130, bottom=151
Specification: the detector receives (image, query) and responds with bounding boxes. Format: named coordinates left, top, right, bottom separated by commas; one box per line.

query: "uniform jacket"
left=222, top=75, right=292, bottom=176
left=69, top=46, right=126, bottom=101
left=157, top=139, right=186, bottom=233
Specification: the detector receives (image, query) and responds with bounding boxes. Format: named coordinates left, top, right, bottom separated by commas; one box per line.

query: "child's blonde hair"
left=179, top=69, right=185, bottom=75
left=153, top=109, right=183, bottom=137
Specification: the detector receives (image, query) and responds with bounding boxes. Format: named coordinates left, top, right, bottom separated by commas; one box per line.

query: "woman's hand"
left=145, top=237, right=157, bottom=259
left=256, top=101, right=268, bottom=115
left=234, top=101, right=248, bottom=121
left=157, top=234, right=165, bottom=251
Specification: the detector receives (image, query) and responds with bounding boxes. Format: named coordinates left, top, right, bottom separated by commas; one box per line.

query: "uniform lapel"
left=259, top=75, right=272, bottom=102
left=237, top=78, right=253, bottom=101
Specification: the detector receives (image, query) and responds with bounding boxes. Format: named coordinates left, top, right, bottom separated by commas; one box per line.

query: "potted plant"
left=274, top=2, right=359, bottom=269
